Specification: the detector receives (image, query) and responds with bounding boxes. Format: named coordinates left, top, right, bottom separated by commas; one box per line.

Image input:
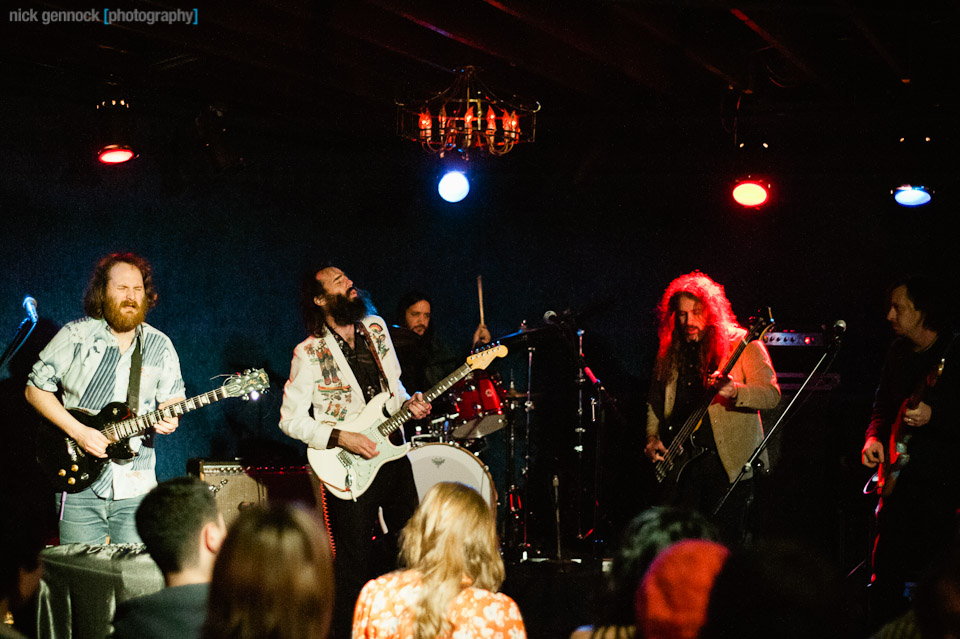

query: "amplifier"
left=762, top=331, right=824, bottom=347
left=186, top=459, right=315, bottom=526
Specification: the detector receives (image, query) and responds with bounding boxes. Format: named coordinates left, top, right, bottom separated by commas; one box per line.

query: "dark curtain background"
left=1, top=89, right=956, bottom=564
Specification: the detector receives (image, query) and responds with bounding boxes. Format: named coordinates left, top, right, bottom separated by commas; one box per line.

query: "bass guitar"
left=37, top=368, right=269, bottom=493
left=653, top=309, right=775, bottom=485
left=309, top=343, right=507, bottom=500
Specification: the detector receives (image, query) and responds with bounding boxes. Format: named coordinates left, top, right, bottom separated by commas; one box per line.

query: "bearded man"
left=643, top=272, right=780, bottom=543
left=279, top=265, right=431, bottom=639
left=25, top=253, right=185, bottom=545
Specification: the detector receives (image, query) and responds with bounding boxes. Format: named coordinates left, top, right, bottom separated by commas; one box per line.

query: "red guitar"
left=872, top=357, right=947, bottom=497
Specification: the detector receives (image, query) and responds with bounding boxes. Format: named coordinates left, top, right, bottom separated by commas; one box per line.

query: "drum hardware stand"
left=573, top=329, right=587, bottom=541
left=504, top=345, right=536, bottom=559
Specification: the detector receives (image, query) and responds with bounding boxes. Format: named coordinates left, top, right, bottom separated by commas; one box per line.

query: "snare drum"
left=407, top=443, right=496, bottom=511
left=449, top=373, right=506, bottom=439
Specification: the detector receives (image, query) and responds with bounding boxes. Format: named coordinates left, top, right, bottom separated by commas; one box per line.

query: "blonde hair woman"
left=352, top=482, right=526, bottom=639
left=202, top=502, right=335, bottom=639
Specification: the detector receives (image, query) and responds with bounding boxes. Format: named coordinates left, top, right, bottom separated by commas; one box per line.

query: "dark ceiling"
left=5, top=0, right=957, bottom=156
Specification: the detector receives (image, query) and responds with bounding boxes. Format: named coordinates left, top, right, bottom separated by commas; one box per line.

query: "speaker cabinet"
left=187, top=459, right=315, bottom=526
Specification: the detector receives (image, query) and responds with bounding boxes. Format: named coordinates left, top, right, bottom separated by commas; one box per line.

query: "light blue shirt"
left=28, top=317, right=185, bottom=498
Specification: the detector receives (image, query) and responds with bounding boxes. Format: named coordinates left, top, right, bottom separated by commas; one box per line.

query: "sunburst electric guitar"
left=37, top=368, right=269, bottom=493
left=309, top=343, right=508, bottom=500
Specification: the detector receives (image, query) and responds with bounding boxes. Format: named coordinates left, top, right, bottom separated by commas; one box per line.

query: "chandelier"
left=397, top=66, right=539, bottom=157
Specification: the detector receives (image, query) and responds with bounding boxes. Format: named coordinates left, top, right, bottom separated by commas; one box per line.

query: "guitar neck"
left=104, top=388, right=230, bottom=441
left=373, top=363, right=474, bottom=440
left=662, top=336, right=752, bottom=465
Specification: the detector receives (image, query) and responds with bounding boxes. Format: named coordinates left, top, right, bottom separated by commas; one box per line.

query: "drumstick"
left=477, top=275, right=485, bottom=326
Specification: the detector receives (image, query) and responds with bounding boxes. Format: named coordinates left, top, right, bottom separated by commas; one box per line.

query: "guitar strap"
left=125, top=334, right=143, bottom=415
left=355, top=321, right=391, bottom=397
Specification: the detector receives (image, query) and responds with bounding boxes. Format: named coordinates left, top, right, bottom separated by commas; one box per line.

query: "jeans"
left=58, top=484, right=146, bottom=544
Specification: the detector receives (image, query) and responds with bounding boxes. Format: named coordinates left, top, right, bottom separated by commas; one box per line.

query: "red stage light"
left=732, top=180, right=769, bottom=207
left=98, top=145, right=135, bottom=165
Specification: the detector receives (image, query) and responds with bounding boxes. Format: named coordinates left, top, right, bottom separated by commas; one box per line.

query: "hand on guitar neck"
left=707, top=371, right=738, bottom=399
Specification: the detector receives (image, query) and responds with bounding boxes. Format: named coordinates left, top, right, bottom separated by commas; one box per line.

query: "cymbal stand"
left=573, top=329, right=587, bottom=540
left=506, top=344, right=537, bottom=558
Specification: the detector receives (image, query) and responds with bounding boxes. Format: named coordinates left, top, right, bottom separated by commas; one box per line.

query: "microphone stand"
left=713, top=329, right=845, bottom=518
left=1, top=311, right=38, bottom=369
left=583, top=366, right=624, bottom=553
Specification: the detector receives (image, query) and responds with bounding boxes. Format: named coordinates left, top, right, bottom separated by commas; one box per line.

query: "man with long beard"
left=643, top=272, right=780, bottom=543
left=280, top=265, right=431, bottom=638
left=25, top=253, right=185, bottom=544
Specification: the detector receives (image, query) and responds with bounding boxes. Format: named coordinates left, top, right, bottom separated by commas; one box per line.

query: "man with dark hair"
left=25, top=252, right=186, bottom=544
left=280, top=265, right=431, bottom=638
left=643, top=272, right=780, bottom=543
left=861, top=275, right=960, bottom=625
left=110, top=477, right=225, bottom=639
left=392, top=290, right=491, bottom=393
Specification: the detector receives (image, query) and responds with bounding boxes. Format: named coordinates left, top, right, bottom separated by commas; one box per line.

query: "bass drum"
left=407, top=443, right=497, bottom=512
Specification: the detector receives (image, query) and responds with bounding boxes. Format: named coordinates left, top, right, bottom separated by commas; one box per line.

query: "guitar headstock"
left=746, top=307, right=776, bottom=342
left=466, top=343, right=508, bottom=371
left=222, top=368, right=269, bottom=399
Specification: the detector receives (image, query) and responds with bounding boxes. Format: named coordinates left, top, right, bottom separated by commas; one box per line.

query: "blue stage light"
left=892, top=185, right=932, bottom=207
left=438, top=171, right=470, bottom=202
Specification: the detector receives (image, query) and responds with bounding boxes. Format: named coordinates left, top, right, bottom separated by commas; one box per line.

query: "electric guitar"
left=653, top=309, right=775, bottom=485
left=871, top=350, right=950, bottom=498
left=309, top=343, right=508, bottom=500
left=37, top=368, right=269, bottom=493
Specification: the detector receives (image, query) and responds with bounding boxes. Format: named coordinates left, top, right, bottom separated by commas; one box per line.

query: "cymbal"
left=388, top=324, right=423, bottom=349
left=495, top=325, right=559, bottom=345
left=504, top=388, right=543, bottom=399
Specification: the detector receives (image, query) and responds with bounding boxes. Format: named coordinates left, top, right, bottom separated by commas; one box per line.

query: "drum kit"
left=403, top=325, right=556, bottom=557
left=406, top=371, right=519, bottom=514
left=398, top=277, right=614, bottom=559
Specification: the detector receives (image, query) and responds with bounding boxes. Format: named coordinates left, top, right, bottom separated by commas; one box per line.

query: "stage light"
left=732, top=179, right=770, bottom=207
left=96, top=97, right=137, bottom=165
left=892, top=184, right=932, bottom=207
left=97, top=144, right=135, bottom=165
left=438, top=171, right=470, bottom=202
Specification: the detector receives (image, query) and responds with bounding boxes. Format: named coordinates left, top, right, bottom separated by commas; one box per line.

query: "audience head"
left=914, top=541, right=960, bottom=639
left=400, top=482, right=503, bottom=639
left=203, top=502, right=334, bottom=639
left=0, top=500, right=45, bottom=619
left=595, top=507, right=720, bottom=631
left=136, top=476, right=224, bottom=582
left=700, top=539, right=850, bottom=639
left=636, top=539, right=729, bottom=639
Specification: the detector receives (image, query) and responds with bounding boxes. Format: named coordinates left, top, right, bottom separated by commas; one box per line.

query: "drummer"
left=391, top=290, right=491, bottom=393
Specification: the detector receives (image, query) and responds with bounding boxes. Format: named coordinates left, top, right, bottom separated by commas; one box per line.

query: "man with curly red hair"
left=643, top=272, right=780, bottom=543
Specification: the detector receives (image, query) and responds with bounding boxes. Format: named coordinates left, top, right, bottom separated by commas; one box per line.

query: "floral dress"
left=353, top=570, right=527, bottom=639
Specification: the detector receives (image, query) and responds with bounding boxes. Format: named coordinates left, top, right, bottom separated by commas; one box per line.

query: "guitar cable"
left=318, top=483, right=337, bottom=559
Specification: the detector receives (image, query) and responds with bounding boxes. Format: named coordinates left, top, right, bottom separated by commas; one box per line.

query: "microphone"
left=543, top=309, right=574, bottom=325
left=584, top=366, right=601, bottom=387
left=23, top=296, right=38, bottom=323
left=827, top=319, right=846, bottom=347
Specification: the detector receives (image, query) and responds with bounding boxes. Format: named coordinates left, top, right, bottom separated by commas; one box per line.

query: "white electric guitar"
left=308, top=343, right=508, bottom=500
